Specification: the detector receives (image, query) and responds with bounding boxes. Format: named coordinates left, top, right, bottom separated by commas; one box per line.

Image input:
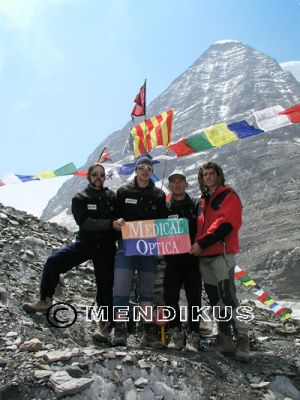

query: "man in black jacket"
left=112, top=156, right=167, bottom=347
left=23, top=163, right=121, bottom=342
left=164, top=170, right=202, bottom=352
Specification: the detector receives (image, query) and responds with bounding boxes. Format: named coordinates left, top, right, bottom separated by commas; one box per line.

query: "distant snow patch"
left=214, top=39, right=240, bottom=45
left=280, top=61, right=300, bottom=82
left=49, top=208, right=77, bottom=232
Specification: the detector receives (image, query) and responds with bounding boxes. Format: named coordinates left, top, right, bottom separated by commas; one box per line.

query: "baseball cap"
left=168, top=169, right=187, bottom=181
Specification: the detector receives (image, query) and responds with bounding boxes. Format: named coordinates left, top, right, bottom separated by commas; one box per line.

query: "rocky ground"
left=0, top=204, right=300, bottom=400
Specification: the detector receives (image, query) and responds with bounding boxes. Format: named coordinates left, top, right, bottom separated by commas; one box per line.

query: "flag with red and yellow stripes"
left=131, top=109, right=174, bottom=157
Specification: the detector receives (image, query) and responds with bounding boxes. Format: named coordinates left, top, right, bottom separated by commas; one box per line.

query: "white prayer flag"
left=1, top=173, right=23, bottom=185
left=254, top=105, right=292, bottom=131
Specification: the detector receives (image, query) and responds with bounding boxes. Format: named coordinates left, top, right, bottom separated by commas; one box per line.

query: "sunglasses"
left=137, top=165, right=152, bottom=171
left=90, top=172, right=105, bottom=177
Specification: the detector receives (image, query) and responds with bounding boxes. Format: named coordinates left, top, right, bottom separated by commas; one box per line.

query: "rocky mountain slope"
left=1, top=203, right=300, bottom=400
left=41, top=40, right=300, bottom=298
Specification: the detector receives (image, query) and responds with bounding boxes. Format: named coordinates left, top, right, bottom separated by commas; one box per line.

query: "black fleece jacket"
left=166, top=194, right=200, bottom=243
left=71, top=184, right=117, bottom=244
left=116, top=177, right=167, bottom=221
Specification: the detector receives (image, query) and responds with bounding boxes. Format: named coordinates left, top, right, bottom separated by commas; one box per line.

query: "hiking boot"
left=234, top=335, right=250, bottom=363
left=92, top=321, right=113, bottom=345
left=140, top=323, right=165, bottom=348
left=209, top=332, right=235, bottom=354
left=141, top=331, right=165, bottom=348
left=185, top=331, right=199, bottom=352
left=199, top=321, right=215, bottom=337
left=22, top=297, right=53, bottom=314
left=167, top=327, right=184, bottom=350
left=112, top=322, right=127, bottom=346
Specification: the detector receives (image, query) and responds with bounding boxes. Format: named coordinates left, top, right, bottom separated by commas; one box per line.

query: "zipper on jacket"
left=201, top=199, right=209, bottom=235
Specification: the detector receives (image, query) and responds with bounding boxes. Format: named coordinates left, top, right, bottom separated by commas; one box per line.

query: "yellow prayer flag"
left=243, top=280, right=256, bottom=287
left=204, top=123, right=238, bottom=146
left=264, top=298, right=276, bottom=306
left=34, top=170, right=56, bottom=179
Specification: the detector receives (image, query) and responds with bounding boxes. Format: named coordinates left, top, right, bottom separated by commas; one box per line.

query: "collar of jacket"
left=131, top=176, right=155, bottom=189
left=202, top=185, right=235, bottom=202
left=86, top=184, right=108, bottom=194
left=169, top=193, right=193, bottom=206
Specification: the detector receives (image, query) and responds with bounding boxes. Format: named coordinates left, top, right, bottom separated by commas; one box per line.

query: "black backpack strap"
left=211, top=189, right=238, bottom=211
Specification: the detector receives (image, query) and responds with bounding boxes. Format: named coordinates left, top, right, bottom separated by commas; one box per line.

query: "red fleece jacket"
left=195, top=185, right=242, bottom=256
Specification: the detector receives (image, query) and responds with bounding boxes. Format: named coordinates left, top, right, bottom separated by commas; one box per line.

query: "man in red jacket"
left=191, top=161, right=250, bottom=362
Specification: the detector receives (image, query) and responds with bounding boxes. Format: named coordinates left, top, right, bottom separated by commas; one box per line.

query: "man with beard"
left=23, top=163, right=121, bottom=343
left=191, top=161, right=250, bottom=362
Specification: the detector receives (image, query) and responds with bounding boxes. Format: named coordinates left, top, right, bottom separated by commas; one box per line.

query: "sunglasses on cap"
left=137, top=165, right=152, bottom=171
left=90, top=172, right=105, bottom=177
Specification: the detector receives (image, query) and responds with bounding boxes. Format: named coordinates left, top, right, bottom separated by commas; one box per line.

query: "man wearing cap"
left=112, top=155, right=167, bottom=347
left=164, top=170, right=202, bottom=351
left=23, top=163, right=120, bottom=343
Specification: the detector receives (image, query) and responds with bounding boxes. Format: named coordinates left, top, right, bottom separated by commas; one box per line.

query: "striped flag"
left=131, top=109, right=174, bottom=157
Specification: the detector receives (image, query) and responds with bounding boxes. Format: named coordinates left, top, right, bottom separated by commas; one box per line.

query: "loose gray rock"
left=34, top=369, right=52, bottom=379
left=49, top=370, right=94, bottom=399
left=268, top=375, right=300, bottom=400
left=43, top=350, right=73, bottom=363
left=134, top=377, right=149, bottom=387
left=20, top=338, right=43, bottom=352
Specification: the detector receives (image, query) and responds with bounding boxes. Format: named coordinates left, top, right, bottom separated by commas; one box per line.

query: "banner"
left=121, top=218, right=191, bottom=256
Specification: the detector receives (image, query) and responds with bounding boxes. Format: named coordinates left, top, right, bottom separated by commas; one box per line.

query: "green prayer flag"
left=54, top=163, right=77, bottom=176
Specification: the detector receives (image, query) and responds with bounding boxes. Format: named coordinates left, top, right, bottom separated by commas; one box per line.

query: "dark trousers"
left=40, top=240, right=116, bottom=321
left=200, top=254, right=248, bottom=336
left=164, top=254, right=202, bottom=332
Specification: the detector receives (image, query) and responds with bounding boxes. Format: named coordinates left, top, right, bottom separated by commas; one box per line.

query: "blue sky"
left=0, top=0, right=299, bottom=216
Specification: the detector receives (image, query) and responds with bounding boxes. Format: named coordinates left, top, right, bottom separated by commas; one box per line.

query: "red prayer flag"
left=279, top=103, right=300, bottom=123
left=131, top=81, right=146, bottom=117
left=98, top=149, right=112, bottom=163
left=275, top=308, right=286, bottom=316
left=167, top=138, right=196, bottom=157
left=257, top=292, right=269, bottom=303
left=74, top=171, right=88, bottom=176
left=234, top=271, right=247, bottom=279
